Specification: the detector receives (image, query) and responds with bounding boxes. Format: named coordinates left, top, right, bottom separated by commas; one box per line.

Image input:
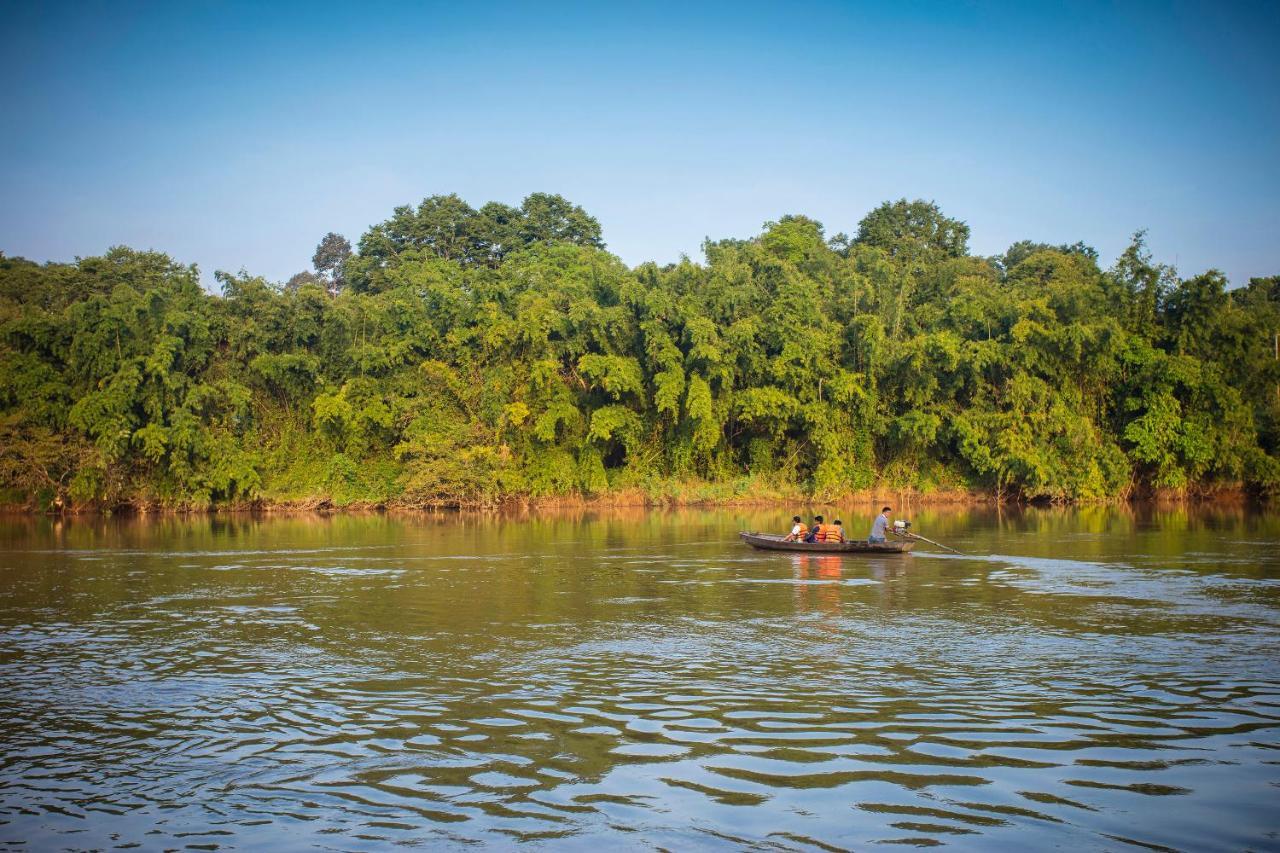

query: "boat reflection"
left=791, top=553, right=844, bottom=616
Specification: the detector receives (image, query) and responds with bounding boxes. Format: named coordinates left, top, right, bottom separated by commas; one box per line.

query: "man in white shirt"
left=783, top=515, right=805, bottom=541
left=868, top=507, right=892, bottom=543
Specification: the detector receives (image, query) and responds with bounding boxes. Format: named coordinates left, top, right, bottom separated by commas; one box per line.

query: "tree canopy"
left=1, top=195, right=1276, bottom=510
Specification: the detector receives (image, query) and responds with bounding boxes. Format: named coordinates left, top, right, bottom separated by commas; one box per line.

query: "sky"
left=1, top=0, right=1278, bottom=288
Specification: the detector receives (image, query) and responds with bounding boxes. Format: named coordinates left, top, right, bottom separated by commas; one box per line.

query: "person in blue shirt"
left=868, top=507, right=892, bottom=543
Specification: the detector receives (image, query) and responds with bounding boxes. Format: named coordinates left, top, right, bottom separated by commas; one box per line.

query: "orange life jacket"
left=818, top=523, right=842, bottom=542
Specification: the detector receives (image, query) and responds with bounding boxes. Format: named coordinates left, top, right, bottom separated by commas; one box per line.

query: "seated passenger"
left=783, top=515, right=805, bottom=542
left=817, top=519, right=843, bottom=543
left=804, top=515, right=824, bottom=543
left=819, top=514, right=849, bottom=540
left=831, top=519, right=846, bottom=543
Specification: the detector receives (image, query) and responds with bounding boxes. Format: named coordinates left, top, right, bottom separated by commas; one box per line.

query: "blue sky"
left=1, top=0, right=1277, bottom=287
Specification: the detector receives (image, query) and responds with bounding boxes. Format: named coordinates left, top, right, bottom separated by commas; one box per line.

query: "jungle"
left=2, top=195, right=1277, bottom=509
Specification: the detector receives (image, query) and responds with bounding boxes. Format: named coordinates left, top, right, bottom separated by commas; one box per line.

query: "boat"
left=739, top=532, right=915, bottom=554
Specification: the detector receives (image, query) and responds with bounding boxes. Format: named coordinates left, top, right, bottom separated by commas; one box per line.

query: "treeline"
left=1, top=194, right=1277, bottom=509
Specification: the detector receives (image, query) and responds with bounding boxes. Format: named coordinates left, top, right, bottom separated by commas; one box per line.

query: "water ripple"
left=1, top=512, right=1277, bottom=849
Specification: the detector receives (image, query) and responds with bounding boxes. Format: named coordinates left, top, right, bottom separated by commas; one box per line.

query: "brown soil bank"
left=3, top=484, right=1269, bottom=516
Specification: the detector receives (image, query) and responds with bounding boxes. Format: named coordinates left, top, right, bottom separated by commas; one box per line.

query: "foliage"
left=311, top=232, right=352, bottom=294
left=854, top=199, right=970, bottom=260
left=1, top=196, right=1276, bottom=509
left=350, top=192, right=603, bottom=286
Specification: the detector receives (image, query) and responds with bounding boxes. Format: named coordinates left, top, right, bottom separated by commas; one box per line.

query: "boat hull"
left=739, top=532, right=914, bottom=554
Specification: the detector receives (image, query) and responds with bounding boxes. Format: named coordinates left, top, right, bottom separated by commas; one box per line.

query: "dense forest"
left=1, top=194, right=1277, bottom=510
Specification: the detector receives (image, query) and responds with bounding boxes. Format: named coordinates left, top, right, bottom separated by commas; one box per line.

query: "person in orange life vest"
left=783, top=515, right=806, bottom=542
left=830, top=519, right=847, bottom=543
left=803, top=515, right=824, bottom=543
left=816, top=519, right=843, bottom=543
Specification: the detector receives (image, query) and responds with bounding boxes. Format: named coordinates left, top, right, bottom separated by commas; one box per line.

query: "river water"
left=0, top=506, right=1277, bottom=851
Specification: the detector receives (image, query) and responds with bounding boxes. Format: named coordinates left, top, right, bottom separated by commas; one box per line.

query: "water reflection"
left=0, top=506, right=1277, bottom=849
left=790, top=554, right=846, bottom=617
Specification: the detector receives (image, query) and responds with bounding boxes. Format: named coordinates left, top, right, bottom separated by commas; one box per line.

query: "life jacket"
left=818, top=523, right=842, bottom=542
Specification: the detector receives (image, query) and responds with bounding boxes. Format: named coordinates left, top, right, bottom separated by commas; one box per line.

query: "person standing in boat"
left=868, top=507, right=892, bottom=543
left=783, top=515, right=806, bottom=542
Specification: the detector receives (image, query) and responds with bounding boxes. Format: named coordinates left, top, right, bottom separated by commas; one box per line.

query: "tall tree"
left=855, top=199, right=969, bottom=259
left=471, top=202, right=524, bottom=266
left=1112, top=230, right=1175, bottom=334
left=312, top=232, right=352, bottom=295
left=519, top=193, right=604, bottom=248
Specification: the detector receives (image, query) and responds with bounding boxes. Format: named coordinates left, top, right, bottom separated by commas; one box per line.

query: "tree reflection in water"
left=0, top=505, right=1276, bottom=850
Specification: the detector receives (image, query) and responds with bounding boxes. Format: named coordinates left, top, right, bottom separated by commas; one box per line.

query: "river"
left=1, top=505, right=1277, bottom=850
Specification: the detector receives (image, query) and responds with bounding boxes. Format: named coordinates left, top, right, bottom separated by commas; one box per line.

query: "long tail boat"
left=739, top=532, right=915, bottom=554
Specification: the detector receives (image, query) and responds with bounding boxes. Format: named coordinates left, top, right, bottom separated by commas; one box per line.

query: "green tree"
left=311, top=232, right=352, bottom=294
left=855, top=199, right=969, bottom=259
left=1, top=195, right=1277, bottom=508
left=519, top=193, right=605, bottom=248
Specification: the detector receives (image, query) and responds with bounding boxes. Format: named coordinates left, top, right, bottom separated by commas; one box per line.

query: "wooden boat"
left=739, top=532, right=915, bottom=554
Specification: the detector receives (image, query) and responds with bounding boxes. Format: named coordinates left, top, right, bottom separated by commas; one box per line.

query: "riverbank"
left=2, top=482, right=1265, bottom=516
